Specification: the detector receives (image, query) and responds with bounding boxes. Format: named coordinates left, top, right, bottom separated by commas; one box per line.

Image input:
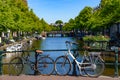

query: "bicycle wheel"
left=83, top=56, right=105, bottom=77
left=37, top=56, right=55, bottom=75
left=9, top=57, right=23, bottom=76
left=55, top=56, right=72, bottom=76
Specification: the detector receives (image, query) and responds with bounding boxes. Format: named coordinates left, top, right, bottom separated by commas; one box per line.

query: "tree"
left=0, top=0, right=51, bottom=39
left=97, top=0, right=120, bottom=30
left=75, top=6, right=93, bottom=31
left=55, top=20, right=63, bottom=25
left=41, top=18, right=51, bottom=32
left=0, top=0, right=15, bottom=36
left=63, top=0, right=120, bottom=32
left=55, top=20, right=63, bottom=31
left=63, top=18, right=75, bottom=31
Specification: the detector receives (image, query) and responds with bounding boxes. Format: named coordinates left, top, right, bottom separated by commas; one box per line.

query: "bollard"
left=114, top=48, right=119, bottom=77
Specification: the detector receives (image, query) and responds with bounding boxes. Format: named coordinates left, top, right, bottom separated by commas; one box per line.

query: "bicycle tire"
left=55, top=56, right=72, bottom=76
left=83, top=56, right=105, bottom=77
left=9, top=57, right=24, bottom=76
left=37, top=56, right=55, bottom=75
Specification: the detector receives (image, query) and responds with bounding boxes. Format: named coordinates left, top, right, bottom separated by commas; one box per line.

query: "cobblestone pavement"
left=0, top=75, right=120, bottom=80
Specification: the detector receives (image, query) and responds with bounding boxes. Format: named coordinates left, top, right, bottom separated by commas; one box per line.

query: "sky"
left=27, top=0, right=101, bottom=24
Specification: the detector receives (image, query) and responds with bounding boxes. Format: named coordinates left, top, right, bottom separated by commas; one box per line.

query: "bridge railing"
left=0, top=49, right=119, bottom=77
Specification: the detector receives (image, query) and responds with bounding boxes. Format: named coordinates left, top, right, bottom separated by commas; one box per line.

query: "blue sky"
left=27, top=0, right=100, bottom=24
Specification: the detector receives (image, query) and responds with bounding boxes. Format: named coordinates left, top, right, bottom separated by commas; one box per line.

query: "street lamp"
left=7, top=29, right=10, bottom=39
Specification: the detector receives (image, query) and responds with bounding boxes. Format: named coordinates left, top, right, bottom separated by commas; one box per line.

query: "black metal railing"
left=0, top=48, right=120, bottom=77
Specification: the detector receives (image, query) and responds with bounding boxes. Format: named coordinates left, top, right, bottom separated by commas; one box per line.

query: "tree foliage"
left=55, top=20, right=63, bottom=25
left=75, top=6, right=93, bottom=30
left=0, top=0, right=51, bottom=37
left=63, top=18, right=75, bottom=31
left=63, top=0, right=120, bottom=31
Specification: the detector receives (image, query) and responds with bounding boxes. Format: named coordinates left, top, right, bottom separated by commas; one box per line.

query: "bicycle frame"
left=21, top=53, right=47, bottom=70
left=9, top=50, right=55, bottom=76
left=65, top=41, right=99, bottom=75
left=66, top=47, right=88, bottom=74
left=52, top=41, right=105, bottom=77
left=21, top=52, right=42, bottom=72
left=22, top=56, right=35, bottom=68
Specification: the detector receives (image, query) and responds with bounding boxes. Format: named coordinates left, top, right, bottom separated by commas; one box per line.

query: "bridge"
left=46, top=31, right=75, bottom=37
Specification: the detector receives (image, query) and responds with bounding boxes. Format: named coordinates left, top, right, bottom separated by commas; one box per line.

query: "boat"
left=5, top=43, right=23, bottom=57
left=6, top=43, right=23, bottom=52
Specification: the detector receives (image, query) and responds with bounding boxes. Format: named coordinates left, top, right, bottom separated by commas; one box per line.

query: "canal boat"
left=6, top=43, right=23, bottom=51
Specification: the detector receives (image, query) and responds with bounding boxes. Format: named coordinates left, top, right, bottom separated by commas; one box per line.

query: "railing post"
left=114, top=48, right=119, bottom=77
left=34, top=51, right=39, bottom=75
left=0, top=51, right=3, bottom=75
left=72, top=50, right=77, bottom=76
left=72, top=60, right=77, bottom=76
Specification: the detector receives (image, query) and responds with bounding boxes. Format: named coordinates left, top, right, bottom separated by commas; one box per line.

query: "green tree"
left=63, top=18, right=75, bottom=31
left=55, top=20, right=63, bottom=31
left=75, top=6, right=93, bottom=30
left=0, top=0, right=15, bottom=37
left=0, top=0, right=51, bottom=39
left=64, top=0, right=120, bottom=32
left=55, top=20, right=63, bottom=25
left=41, top=18, right=51, bottom=32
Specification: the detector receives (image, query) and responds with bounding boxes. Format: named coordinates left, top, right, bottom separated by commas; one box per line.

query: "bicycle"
left=8, top=50, right=55, bottom=76
left=55, top=41, right=105, bottom=77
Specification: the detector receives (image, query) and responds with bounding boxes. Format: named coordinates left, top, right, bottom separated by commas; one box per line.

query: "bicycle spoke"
left=84, top=57, right=105, bottom=77
left=55, top=56, right=71, bottom=76
left=37, top=56, right=54, bottom=75
left=9, top=57, right=23, bottom=76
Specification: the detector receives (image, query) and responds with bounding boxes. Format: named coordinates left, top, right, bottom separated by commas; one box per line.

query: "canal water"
left=2, top=37, right=120, bottom=76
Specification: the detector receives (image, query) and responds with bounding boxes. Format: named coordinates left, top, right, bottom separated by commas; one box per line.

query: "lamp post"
left=59, top=23, right=63, bottom=31
left=7, top=29, right=10, bottom=39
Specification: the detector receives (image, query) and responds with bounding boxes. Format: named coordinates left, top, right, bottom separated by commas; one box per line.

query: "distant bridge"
left=46, top=31, right=75, bottom=37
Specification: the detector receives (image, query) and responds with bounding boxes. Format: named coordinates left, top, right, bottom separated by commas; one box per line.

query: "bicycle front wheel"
left=9, top=57, right=23, bottom=76
left=37, top=56, right=55, bottom=75
left=83, top=57, right=105, bottom=77
left=55, top=56, right=72, bottom=76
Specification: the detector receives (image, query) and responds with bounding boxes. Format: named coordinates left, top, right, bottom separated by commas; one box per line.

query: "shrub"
left=83, top=35, right=110, bottom=41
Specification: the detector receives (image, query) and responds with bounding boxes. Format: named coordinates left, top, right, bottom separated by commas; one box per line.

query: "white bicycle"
left=55, top=41, right=105, bottom=77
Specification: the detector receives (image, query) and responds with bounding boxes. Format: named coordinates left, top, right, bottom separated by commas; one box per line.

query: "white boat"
left=6, top=43, right=23, bottom=57
left=6, top=43, right=23, bottom=51
left=6, top=46, right=15, bottom=52
left=41, top=36, right=46, bottom=39
left=14, top=43, right=23, bottom=51
left=6, top=46, right=16, bottom=57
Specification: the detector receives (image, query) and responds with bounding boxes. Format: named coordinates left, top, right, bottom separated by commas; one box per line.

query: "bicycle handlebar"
left=65, top=41, right=78, bottom=50
left=65, top=41, right=91, bottom=50
left=65, top=41, right=79, bottom=45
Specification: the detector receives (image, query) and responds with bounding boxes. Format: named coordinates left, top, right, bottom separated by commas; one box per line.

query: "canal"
left=2, top=37, right=120, bottom=77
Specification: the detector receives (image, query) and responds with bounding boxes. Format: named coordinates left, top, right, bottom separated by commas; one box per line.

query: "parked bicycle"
left=55, top=41, right=105, bottom=77
left=8, top=50, right=55, bottom=76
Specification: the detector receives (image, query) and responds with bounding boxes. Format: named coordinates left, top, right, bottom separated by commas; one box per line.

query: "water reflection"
left=40, top=37, right=75, bottom=50
left=38, top=37, right=76, bottom=60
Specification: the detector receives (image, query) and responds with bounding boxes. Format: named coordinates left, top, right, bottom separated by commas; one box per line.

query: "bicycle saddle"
left=35, top=50, right=43, bottom=54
